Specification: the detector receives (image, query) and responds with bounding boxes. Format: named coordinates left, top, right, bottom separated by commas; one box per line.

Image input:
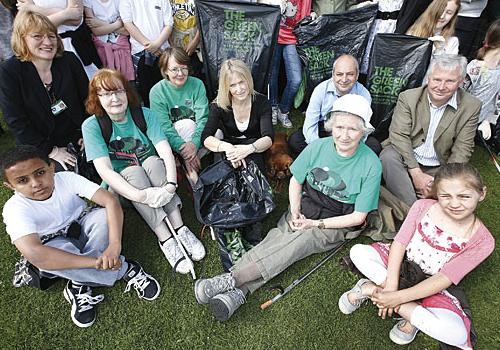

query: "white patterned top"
left=406, top=213, right=469, bottom=275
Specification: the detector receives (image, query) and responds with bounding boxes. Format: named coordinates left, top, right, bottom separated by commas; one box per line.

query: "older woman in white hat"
left=193, top=94, right=383, bottom=322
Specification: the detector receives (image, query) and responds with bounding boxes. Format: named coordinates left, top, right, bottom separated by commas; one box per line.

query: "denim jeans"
left=269, top=44, right=302, bottom=114
left=40, top=208, right=128, bottom=287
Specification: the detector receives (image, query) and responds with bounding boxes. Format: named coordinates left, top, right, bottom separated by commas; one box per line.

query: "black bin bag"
left=194, top=159, right=275, bottom=228
left=367, top=34, right=432, bottom=141
left=294, top=4, right=378, bottom=95
left=197, top=0, right=281, bottom=100
left=194, top=159, right=275, bottom=271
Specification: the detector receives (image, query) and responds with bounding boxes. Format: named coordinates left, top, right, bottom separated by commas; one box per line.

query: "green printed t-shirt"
left=82, top=107, right=167, bottom=173
left=290, top=137, right=382, bottom=213
left=149, top=76, right=208, bottom=153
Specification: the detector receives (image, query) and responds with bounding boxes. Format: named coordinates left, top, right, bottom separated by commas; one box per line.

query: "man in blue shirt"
left=288, top=54, right=376, bottom=157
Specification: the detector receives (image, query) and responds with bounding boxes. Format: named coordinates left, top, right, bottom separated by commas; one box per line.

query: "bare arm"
left=14, top=234, right=97, bottom=270
left=372, top=272, right=452, bottom=310
left=93, top=156, right=146, bottom=203
left=123, top=22, right=150, bottom=47
left=84, top=7, right=123, bottom=36
left=90, top=188, right=123, bottom=270
left=184, top=30, right=200, bottom=56
left=154, top=140, right=177, bottom=184
left=288, top=176, right=303, bottom=220
left=384, top=241, right=406, bottom=290
left=20, top=0, right=83, bottom=27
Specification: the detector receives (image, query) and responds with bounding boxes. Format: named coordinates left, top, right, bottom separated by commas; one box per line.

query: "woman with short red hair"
left=83, top=68, right=205, bottom=275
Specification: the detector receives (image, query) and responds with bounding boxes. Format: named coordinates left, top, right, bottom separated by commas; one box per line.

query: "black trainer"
left=123, top=261, right=161, bottom=301
left=63, top=280, right=104, bottom=328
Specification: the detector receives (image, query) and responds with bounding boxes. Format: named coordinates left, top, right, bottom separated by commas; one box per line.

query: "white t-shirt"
left=83, top=0, right=120, bottom=42
left=3, top=172, right=100, bottom=243
left=119, top=0, right=173, bottom=54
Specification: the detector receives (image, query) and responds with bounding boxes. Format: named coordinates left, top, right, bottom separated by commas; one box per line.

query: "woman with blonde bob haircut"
left=407, top=0, right=461, bottom=55
left=82, top=68, right=206, bottom=275
left=0, top=10, right=89, bottom=171
left=201, top=59, right=273, bottom=173
left=10, top=10, right=64, bottom=61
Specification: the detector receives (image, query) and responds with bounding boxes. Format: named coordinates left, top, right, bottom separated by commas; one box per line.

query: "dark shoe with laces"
left=63, top=280, right=104, bottom=328
left=123, top=261, right=161, bottom=301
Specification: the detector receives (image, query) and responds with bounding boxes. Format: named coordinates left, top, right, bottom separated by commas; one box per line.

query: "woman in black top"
left=201, top=59, right=274, bottom=173
left=0, top=10, right=88, bottom=171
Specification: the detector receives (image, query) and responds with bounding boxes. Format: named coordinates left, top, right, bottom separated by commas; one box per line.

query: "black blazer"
left=0, top=51, right=89, bottom=154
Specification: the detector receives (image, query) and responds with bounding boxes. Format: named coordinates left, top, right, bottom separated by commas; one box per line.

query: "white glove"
left=141, top=187, right=174, bottom=208
left=428, top=35, right=445, bottom=43
left=48, top=146, right=76, bottom=170
left=478, top=120, right=491, bottom=140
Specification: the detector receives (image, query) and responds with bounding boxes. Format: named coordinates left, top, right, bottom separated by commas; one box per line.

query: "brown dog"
left=266, top=132, right=293, bottom=192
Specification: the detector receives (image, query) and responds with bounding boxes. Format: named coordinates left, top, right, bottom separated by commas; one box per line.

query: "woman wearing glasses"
left=82, top=68, right=205, bottom=274
left=149, top=47, right=208, bottom=185
left=0, top=10, right=89, bottom=171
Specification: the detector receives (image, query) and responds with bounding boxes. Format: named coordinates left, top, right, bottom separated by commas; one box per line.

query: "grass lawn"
left=0, top=112, right=498, bottom=350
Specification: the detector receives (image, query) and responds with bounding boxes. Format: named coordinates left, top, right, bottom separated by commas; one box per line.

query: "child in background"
left=407, top=0, right=460, bottom=56
left=84, top=0, right=134, bottom=81
left=119, top=0, right=173, bottom=106
left=464, top=19, right=500, bottom=143
left=169, top=0, right=203, bottom=81
left=1, top=145, right=160, bottom=328
left=268, top=0, right=311, bottom=128
left=17, top=0, right=101, bottom=77
left=338, top=163, right=494, bottom=348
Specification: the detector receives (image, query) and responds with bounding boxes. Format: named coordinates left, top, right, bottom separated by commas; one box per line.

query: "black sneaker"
left=63, top=280, right=104, bottom=328
left=123, top=261, right=161, bottom=301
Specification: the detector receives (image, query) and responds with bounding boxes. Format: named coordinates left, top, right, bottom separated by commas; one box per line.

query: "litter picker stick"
left=164, top=216, right=197, bottom=280
left=260, top=239, right=351, bottom=310
left=479, top=133, right=500, bottom=173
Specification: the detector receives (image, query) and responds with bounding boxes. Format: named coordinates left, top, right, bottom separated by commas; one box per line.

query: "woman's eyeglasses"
left=97, top=89, right=126, bottom=99
left=168, top=67, right=189, bottom=75
left=27, top=33, right=58, bottom=42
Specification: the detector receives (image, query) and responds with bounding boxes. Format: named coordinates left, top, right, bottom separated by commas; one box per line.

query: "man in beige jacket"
left=380, top=54, right=481, bottom=206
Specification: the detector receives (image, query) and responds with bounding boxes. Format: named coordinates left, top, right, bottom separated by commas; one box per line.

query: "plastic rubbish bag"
left=196, top=0, right=281, bottom=100
left=366, top=34, right=432, bottom=141
left=294, top=4, right=378, bottom=94
left=194, top=159, right=275, bottom=229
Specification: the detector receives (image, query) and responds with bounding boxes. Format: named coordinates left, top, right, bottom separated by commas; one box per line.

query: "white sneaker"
left=271, top=106, right=279, bottom=125
left=158, top=239, right=191, bottom=274
left=278, top=112, right=293, bottom=128
left=176, top=226, right=206, bottom=261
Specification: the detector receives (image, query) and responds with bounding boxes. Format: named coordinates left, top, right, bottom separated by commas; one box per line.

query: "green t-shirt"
left=82, top=107, right=167, bottom=173
left=290, top=138, right=382, bottom=213
left=149, top=76, right=208, bottom=153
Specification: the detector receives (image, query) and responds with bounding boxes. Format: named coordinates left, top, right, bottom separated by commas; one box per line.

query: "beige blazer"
left=383, top=86, right=481, bottom=169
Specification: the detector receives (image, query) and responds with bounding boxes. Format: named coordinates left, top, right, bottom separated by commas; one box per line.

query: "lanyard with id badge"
left=46, top=83, right=68, bottom=116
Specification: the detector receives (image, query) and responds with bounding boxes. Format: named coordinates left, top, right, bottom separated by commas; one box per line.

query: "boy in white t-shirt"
left=119, top=0, right=173, bottom=106
left=1, top=145, right=161, bottom=328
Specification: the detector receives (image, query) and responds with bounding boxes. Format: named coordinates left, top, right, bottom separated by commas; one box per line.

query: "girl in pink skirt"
left=338, top=163, right=494, bottom=349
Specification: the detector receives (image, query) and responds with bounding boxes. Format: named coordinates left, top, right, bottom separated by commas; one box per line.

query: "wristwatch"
left=318, top=219, right=325, bottom=229
left=166, top=182, right=178, bottom=189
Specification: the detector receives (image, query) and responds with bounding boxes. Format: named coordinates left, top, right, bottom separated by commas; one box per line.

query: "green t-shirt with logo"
left=150, top=76, right=208, bottom=153
left=82, top=107, right=167, bottom=173
left=290, top=137, right=382, bottom=213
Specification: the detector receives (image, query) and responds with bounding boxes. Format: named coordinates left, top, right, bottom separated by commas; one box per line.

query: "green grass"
left=0, top=112, right=498, bottom=350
